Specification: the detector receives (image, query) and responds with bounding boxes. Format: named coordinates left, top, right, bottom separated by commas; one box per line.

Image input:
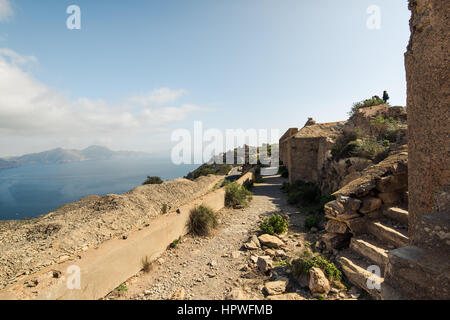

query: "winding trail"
left=106, top=175, right=311, bottom=300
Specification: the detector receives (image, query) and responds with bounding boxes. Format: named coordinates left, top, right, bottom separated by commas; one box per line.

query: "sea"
left=0, top=157, right=198, bottom=220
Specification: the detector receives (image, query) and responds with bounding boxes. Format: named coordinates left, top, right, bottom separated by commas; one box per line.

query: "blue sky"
left=0, top=0, right=410, bottom=157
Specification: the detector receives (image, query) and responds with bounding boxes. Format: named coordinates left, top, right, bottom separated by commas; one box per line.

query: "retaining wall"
left=0, top=171, right=255, bottom=300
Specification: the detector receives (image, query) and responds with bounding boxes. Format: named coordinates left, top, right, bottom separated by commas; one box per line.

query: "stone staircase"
left=337, top=206, right=409, bottom=299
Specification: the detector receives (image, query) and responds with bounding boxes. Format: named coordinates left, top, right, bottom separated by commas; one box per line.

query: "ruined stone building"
left=279, top=0, right=449, bottom=299
left=279, top=120, right=345, bottom=184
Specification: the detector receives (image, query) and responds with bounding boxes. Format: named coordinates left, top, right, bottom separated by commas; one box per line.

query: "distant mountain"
left=0, top=146, right=150, bottom=168
left=0, top=158, right=18, bottom=169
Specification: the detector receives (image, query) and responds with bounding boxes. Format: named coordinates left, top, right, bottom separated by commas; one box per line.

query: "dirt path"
left=106, top=175, right=321, bottom=300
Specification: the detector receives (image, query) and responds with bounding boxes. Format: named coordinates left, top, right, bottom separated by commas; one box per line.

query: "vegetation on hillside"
left=185, top=163, right=233, bottom=180
left=331, top=115, right=405, bottom=163
left=348, top=95, right=386, bottom=117
left=142, top=176, right=163, bottom=185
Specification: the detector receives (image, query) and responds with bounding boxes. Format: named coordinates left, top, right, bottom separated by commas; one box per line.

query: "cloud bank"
left=0, top=0, right=13, bottom=22
left=0, top=49, right=202, bottom=155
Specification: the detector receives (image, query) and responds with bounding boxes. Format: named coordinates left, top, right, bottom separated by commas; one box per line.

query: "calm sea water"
left=0, top=158, right=198, bottom=220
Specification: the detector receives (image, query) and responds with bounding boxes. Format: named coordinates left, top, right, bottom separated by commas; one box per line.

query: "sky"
left=0, top=0, right=411, bottom=158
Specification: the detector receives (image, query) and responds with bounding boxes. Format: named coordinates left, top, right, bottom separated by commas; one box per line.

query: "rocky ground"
left=106, top=175, right=362, bottom=300
left=0, top=175, right=222, bottom=290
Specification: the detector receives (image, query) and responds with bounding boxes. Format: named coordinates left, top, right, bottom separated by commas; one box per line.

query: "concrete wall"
left=0, top=172, right=255, bottom=300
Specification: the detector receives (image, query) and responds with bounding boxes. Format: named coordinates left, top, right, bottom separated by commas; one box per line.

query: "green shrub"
left=170, top=237, right=181, bottom=248
left=305, top=214, right=322, bottom=230
left=353, top=138, right=389, bottom=161
left=115, top=283, right=128, bottom=292
left=142, top=176, right=163, bottom=185
left=285, top=181, right=321, bottom=206
left=260, top=214, right=288, bottom=235
left=331, top=130, right=361, bottom=160
left=161, top=203, right=168, bottom=214
left=225, top=182, right=253, bottom=208
left=188, top=205, right=218, bottom=236
left=292, top=250, right=342, bottom=281
left=370, top=116, right=405, bottom=142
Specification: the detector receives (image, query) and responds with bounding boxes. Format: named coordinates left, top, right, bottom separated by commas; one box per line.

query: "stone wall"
left=383, top=0, right=450, bottom=299
left=405, top=0, right=449, bottom=242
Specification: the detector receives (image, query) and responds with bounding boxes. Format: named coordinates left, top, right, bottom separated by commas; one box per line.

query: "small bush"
left=260, top=214, right=288, bottom=235
left=331, top=130, right=361, bottom=160
left=115, top=283, right=128, bottom=292
left=143, top=176, right=163, bottom=185
left=284, top=181, right=321, bottom=206
left=305, top=214, right=322, bottom=230
left=161, top=203, right=168, bottom=214
left=188, top=205, right=218, bottom=236
left=225, top=182, right=253, bottom=208
left=170, top=237, right=181, bottom=248
left=292, top=250, right=342, bottom=281
left=353, top=138, right=389, bottom=161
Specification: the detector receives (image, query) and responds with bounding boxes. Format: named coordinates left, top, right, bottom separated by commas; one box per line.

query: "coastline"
left=0, top=174, right=223, bottom=290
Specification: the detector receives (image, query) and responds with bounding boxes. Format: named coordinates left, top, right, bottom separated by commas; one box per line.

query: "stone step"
left=366, top=220, right=409, bottom=248
left=383, top=207, right=408, bottom=225
left=413, top=212, right=450, bottom=251
left=350, top=236, right=389, bottom=267
left=385, top=245, right=450, bottom=299
left=338, top=253, right=402, bottom=300
left=337, top=254, right=383, bottom=299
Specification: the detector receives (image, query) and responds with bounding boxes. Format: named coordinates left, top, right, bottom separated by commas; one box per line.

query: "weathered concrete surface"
left=405, top=0, right=450, bottom=242
left=0, top=171, right=255, bottom=300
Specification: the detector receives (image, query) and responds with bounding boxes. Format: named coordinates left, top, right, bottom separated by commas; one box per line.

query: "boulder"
left=325, top=220, right=349, bottom=234
left=226, top=288, right=246, bottom=300
left=322, top=233, right=350, bottom=250
left=337, top=195, right=362, bottom=211
left=257, top=256, right=273, bottom=273
left=324, top=200, right=345, bottom=216
left=266, top=293, right=306, bottom=300
left=309, top=267, right=330, bottom=296
left=359, top=197, right=382, bottom=214
left=258, top=234, right=284, bottom=248
left=244, top=235, right=261, bottom=250
left=263, top=278, right=289, bottom=295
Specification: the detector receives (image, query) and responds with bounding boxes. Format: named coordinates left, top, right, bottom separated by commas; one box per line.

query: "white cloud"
left=0, top=0, right=13, bottom=22
left=130, top=87, right=188, bottom=107
left=0, top=49, right=202, bottom=154
left=0, top=48, right=37, bottom=67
